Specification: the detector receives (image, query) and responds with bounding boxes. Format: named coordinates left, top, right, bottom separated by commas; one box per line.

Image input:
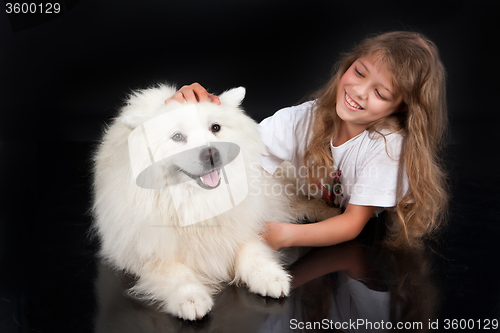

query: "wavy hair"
left=304, top=31, right=449, bottom=249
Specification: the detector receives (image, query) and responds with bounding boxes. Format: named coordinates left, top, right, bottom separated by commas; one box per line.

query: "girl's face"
left=336, top=53, right=403, bottom=134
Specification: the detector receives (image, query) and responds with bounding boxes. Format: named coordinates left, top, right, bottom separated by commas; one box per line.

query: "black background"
left=1, top=1, right=499, bottom=332
left=1, top=0, right=498, bottom=142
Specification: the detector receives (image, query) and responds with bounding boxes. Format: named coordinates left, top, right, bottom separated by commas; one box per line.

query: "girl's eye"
left=354, top=67, right=364, bottom=77
left=375, top=89, right=387, bottom=101
left=172, top=133, right=185, bottom=142
left=210, top=123, right=221, bottom=133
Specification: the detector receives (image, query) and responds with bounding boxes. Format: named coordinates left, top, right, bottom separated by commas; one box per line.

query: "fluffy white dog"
left=92, top=84, right=336, bottom=320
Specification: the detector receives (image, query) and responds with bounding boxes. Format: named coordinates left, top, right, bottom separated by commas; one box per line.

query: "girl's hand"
left=261, top=221, right=295, bottom=251
left=165, top=82, right=221, bottom=105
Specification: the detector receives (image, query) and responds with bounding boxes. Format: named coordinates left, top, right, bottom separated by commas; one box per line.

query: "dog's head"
left=118, top=85, right=261, bottom=226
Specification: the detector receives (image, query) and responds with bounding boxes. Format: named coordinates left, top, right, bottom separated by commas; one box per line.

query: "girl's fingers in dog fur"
left=164, top=83, right=221, bottom=105
left=178, top=82, right=205, bottom=103
left=180, top=88, right=198, bottom=103
left=164, top=92, right=186, bottom=104
left=189, top=82, right=209, bottom=102
left=189, top=83, right=221, bottom=105
left=208, top=94, right=221, bottom=105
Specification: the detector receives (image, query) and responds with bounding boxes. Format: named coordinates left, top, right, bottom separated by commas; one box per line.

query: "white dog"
left=92, top=84, right=337, bottom=320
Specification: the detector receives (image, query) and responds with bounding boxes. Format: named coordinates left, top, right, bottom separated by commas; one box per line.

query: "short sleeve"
left=349, top=132, right=407, bottom=208
left=258, top=101, right=314, bottom=175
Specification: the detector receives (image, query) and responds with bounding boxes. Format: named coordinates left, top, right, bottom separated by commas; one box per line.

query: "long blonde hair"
left=304, top=31, right=448, bottom=249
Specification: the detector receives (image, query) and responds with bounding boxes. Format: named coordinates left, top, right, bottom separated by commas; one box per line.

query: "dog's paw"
left=245, top=264, right=291, bottom=298
left=167, top=284, right=214, bottom=321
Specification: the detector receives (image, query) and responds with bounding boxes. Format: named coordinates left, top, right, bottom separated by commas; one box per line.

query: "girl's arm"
left=263, top=204, right=378, bottom=250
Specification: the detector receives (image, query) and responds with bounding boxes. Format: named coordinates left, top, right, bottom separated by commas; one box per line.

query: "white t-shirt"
left=258, top=101, right=409, bottom=213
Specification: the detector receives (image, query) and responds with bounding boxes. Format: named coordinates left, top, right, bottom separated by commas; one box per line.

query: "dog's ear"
left=219, top=87, right=246, bottom=107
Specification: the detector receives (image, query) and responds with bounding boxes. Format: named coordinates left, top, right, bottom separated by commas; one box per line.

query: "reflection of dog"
left=94, top=262, right=289, bottom=333
left=92, top=84, right=337, bottom=320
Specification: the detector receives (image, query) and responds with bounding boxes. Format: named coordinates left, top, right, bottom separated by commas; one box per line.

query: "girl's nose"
left=352, top=84, right=369, bottom=100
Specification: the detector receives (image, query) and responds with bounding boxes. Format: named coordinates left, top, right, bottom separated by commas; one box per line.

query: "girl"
left=167, top=31, right=448, bottom=251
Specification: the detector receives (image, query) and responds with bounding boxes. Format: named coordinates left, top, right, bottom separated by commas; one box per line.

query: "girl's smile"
left=344, top=91, right=364, bottom=111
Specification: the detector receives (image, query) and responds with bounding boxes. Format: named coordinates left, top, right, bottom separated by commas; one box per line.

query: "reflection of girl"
left=170, top=31, right=449, bottom=250
left=286, top=243, right=391, bottom=333
left=258, top=231, right=438, bottom=333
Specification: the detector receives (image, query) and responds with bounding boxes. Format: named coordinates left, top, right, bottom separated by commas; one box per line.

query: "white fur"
left=92, top=84, right=298, bottom=320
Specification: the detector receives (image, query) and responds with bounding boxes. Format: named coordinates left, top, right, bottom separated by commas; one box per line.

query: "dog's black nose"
left=199, top=147, right=220, bottom=168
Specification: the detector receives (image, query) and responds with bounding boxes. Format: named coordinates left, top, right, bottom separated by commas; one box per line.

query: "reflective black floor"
left=1, top=142, right=499, bottom=332
left=1, top=1, right=499, bottom=331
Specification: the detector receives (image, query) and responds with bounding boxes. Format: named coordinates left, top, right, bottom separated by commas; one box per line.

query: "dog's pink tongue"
left=202, top=170, right=219, bottom=187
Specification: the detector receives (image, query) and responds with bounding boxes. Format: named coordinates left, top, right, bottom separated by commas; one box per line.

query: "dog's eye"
left=210, top=123, right=221, bottom=133
left=172, top=133, right=185, bottom=142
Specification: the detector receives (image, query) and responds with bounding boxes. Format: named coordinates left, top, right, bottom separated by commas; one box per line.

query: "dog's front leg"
left=233, top=238, right=291, bottom=298
left=128, top=261, right=214, bottom=321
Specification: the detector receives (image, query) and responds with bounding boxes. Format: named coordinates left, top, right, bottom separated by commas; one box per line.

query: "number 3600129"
left=6, top=3, right=61, bottom=14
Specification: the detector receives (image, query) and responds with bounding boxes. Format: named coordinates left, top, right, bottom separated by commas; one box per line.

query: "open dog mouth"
left=134, top=142, right=240, bottom=190
left=179, top=168, right=222, bottom=190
